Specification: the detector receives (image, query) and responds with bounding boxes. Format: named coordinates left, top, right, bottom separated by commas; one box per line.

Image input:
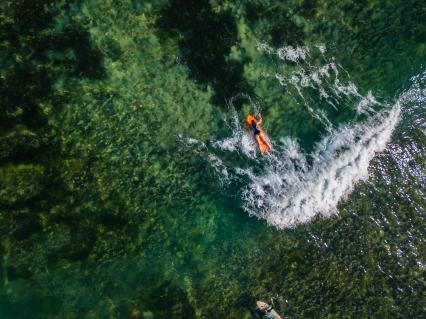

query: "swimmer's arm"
left=257, top=113, right=263, bottom=125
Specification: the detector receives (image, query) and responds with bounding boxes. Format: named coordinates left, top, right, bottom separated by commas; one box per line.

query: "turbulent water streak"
left=204, top=45, right=424, bottom=229
left=242, top=104, right=401, bottom=228
left=211, top=99, right=403, bottom=229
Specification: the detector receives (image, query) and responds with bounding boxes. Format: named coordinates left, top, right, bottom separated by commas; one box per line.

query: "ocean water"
left=0, top=1, right=425, bottom=318
left=210, top=44, right=405, bottom=228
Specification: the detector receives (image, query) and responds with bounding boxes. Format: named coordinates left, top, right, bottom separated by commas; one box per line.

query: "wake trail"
left=186, top=44, right=424, bottom=229
left=240, top=104, right=401, bottom=228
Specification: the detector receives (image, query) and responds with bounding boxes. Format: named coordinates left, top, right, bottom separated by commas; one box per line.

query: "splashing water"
left=277, top=46, right=310, bottom=62
left=209, top=104, right=403, bottom=228
left=195, top=45, right=423, bottom=229
left=240, top=104, right=401, bottom=228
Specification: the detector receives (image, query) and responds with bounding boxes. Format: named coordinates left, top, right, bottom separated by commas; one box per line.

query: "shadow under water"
left=157, top=0, right=253, bottom=107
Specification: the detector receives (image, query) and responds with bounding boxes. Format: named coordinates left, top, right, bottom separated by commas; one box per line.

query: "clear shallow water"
left=0, top=1, right=425, bottom=318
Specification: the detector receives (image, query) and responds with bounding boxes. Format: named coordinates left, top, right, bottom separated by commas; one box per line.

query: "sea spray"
left=241, top=103, right=401, bottom=228
left=203, top=44, right=406, bottom=228
left=206, top=99, right=402, bottom=229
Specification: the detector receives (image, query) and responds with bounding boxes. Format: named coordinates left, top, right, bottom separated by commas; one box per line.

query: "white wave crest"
left=240, top=104, right=400, bottom=229
left=201, top=43, right=417, bottom=229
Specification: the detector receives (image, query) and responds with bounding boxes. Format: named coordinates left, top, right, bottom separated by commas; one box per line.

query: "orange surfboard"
left=246, top=114, right=271, bottom=154
left=255, top=127, right=272, bottom=154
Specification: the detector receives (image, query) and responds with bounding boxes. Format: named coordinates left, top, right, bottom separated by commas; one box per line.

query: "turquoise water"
left=0, top=1, right=425, bottom=318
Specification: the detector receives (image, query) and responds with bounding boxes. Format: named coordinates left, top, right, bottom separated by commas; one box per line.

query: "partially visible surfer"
left=255, top=298, right=282, bottom=319
left=246, top=113, right=272, bottom=154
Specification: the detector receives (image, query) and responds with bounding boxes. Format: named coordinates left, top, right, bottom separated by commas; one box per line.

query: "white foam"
left=356, top=91, right=379, bottom=114
left=240, top=103, right=401, bottom=228
left=273, top=54, right=381, bottom=115
left=333, top=79, right=359, bottom=97
left=277, top=46, right=309, bottom=62
left=319, top=63, right=332, bottom=77
left=315, top=44, right=326, bottom=54
left=213, top=124, right=257, bottom=158
left=256, top=42, right=274, bottom=54
left=214, top=136, right=239, bottom=152
left=206, top=100, right=402, bottom=228
left=202, top=44, right=420, bottom=229
left=208, top=154, right=231, bottom=184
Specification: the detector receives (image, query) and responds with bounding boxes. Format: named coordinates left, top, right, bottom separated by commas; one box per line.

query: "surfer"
left=246, top=113, right=272, bottom=153
left=255, top=298, right=282, bottom=319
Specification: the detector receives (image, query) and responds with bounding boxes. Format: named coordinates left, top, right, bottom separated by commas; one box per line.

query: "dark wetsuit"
left=251, top=122, right=261, bottom=135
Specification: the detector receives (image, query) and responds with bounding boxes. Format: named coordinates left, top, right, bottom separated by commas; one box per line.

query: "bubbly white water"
left=240, top=104, right=400, bottom=228
left=209, top=99, right=402, bottom=228
left=199, top=45, right=424, bottom=229
left=277, top=46, right=310, bottom=62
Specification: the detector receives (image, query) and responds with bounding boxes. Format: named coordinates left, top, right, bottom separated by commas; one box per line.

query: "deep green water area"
left=0, top=1, right=425, bottom=318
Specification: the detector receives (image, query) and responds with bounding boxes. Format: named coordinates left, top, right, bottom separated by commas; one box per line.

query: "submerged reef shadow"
left=157, top=0, right=253, bottom=107
left=0, top=0, right=108, bottom=284
left=245, top=1, right=307, bottom=47
left=0, top=1, right=105, bottom=131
